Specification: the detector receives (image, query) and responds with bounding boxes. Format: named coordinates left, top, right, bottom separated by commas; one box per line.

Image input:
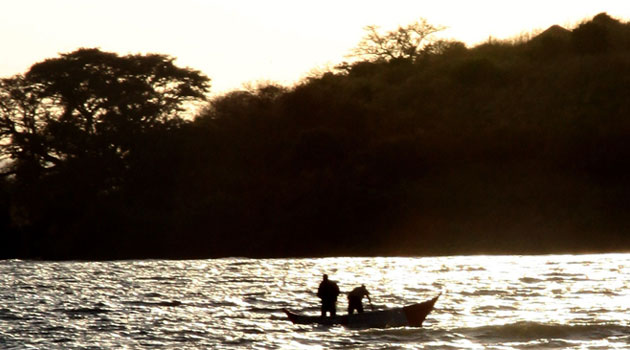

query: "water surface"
left=1, top=254, right=629, bottom=349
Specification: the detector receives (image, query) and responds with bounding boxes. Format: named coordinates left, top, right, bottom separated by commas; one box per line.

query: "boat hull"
left=283, top=294, right=439, bottom=328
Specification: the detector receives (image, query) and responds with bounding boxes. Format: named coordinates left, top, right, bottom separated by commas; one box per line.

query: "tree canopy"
left=349, top=19, right=446, bottom=61
left=2, top=14, right=630, bottom=260
left=0, top=48, right=210, bottom=179
left=0, top=48, right=210, bottom=258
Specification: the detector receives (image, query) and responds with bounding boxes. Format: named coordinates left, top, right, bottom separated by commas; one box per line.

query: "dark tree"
left=349, top=19, right=445, bottom=62
left=0, top=48, right=210, bottom=258
left=1, top=48, right=210, bottom=178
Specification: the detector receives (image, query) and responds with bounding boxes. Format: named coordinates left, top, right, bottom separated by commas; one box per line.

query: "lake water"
left=1, top=254, right=629, bottom=349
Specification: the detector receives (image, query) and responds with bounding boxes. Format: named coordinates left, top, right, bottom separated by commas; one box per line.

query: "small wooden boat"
left=283, top=294, right=440, bottom=328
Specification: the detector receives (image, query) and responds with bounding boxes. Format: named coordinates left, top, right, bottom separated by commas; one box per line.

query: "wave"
left=455, top=321, right=630, bottom=342
left=58, top=307, right=111, bottom=317
left=460, top=289, right=510, bottom=297
left=575, top=289, right=619, bottom=296
left=123, top=300, right=183, bottom=307
left=473, top=305, right=518, bottom=312
left=519, top=277, right=544, bottom=284
left=0, top=308, right=22, bottom=321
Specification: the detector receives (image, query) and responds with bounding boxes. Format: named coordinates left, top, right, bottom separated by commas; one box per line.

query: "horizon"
left=1, top=1, right=629, bottom=95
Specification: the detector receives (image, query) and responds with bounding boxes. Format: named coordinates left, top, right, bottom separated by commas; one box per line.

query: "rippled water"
left=1, top=254, right=629, bottom=349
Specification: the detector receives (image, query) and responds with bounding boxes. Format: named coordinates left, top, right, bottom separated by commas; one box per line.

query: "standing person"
left=317, top=274, right=340, bottom=317
left=347, top=284, right=371, bottom=314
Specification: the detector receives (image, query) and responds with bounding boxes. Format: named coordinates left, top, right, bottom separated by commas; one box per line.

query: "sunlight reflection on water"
left=0, top=254, right=629, bottom=349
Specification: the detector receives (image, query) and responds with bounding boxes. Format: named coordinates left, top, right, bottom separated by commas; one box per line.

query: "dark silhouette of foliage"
left=1, top=48, right=209, bottom=174
left=2, top=13, right=630, bottom=259
left=350, top=19, right=446, bottom=62
left=0, top=48, right=210, bottom=259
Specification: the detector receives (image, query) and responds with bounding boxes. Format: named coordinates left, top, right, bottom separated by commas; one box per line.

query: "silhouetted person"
left=347, top=284, right=371, bottom=314
left=317, top=274, right=340, bottom=317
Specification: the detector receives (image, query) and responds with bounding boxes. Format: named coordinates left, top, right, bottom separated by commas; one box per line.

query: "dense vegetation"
left=2, top=13, right=630, bottom=260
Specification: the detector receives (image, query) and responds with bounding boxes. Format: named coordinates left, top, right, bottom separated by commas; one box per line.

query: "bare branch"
left=349, top=18, right=446, bottom=62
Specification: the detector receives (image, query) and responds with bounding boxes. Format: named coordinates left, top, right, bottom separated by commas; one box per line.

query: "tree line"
left=1, top=13, right=630, bottom=259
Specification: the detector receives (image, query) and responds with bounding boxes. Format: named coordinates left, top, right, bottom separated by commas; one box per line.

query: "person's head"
left=323, top=274, right=329, bottom=281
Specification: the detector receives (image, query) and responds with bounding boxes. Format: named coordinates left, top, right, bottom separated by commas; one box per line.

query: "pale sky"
left=1, top=1, right=628, bottom=94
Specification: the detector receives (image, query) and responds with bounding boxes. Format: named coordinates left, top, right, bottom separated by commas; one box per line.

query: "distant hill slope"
left=2, top=13, right=630, bottom=260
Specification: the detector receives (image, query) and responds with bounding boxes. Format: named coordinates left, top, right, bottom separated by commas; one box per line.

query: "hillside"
left=2, top=13, right=630, bottom=259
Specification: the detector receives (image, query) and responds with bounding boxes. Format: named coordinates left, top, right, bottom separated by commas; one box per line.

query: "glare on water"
left=1, top=254, right=629, bottom=349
